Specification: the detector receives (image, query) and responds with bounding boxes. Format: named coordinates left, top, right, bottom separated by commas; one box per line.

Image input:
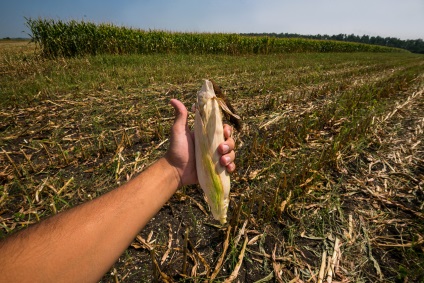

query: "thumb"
left=170, top=99, right=188, bottom=129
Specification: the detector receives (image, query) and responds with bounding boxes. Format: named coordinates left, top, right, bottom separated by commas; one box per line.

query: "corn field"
left=26, top=18, right=406, bottom=57
left=2, top=26, right=424, bottom=281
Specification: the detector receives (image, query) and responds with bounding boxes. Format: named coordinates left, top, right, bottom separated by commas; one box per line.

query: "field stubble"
left=1, top=41, right=424, bottom=282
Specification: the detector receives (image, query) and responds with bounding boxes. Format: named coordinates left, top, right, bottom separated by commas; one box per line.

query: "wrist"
left=160, top=157, right=183, bottom=189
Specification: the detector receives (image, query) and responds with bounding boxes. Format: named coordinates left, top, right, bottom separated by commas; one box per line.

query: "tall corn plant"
left=25, top=18, right=407, bottom=58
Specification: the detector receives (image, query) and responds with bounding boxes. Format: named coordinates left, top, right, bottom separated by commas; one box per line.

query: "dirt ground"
left=102, top=86, right=424, bottom=282
left=1, top=42, right=423, bottom=282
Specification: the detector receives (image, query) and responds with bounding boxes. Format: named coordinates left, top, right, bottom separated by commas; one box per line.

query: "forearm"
left=0, top=158, right=180, bottom=283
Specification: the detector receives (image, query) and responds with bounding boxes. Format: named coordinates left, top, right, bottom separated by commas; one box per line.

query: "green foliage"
left=2, top=39, right=424, bottom=281
left=26, top=18, right=405, bottom=58
left=245, top=32, right=424, bottom=54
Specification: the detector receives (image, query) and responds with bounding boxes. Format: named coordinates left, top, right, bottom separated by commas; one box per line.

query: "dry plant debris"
left=1, top=41, right=423, bottom=282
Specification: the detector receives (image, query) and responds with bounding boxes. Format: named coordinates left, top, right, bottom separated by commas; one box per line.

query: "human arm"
left=0, top=99, right=236, bottom=283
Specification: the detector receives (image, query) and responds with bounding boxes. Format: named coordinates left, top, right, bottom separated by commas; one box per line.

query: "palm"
left=165, top=99, right=236, bottom=187
left=165, top=99, right=197, bottom=186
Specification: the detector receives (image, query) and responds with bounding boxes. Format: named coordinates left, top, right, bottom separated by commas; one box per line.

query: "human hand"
left=218, top=124, right=236, bottom=173
left=165, top=99, right=236, bottom=187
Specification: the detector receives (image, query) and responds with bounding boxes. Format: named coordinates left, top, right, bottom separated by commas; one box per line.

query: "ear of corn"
left=194, top=80, right=232, bottom=224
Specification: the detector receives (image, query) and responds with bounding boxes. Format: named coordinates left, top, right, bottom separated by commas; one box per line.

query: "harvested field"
left=1, top=40, right=423, bottom=282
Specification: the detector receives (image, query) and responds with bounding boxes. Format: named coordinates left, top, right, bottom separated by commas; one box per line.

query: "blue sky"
left=1, top=0, right=423, bottom=40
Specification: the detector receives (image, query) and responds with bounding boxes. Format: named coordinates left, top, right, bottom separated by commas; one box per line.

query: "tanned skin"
left=0, top=99, right=236, bottom=283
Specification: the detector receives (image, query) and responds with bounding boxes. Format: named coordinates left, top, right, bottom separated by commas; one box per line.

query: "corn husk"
left=194, top=80, right=239, bottom=224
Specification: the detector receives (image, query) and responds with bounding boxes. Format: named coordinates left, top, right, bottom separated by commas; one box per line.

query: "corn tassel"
left=194, top=80, right=239, bottom=224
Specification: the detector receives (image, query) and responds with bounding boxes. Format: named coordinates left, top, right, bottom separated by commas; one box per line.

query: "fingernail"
left=222, top=144, right=229, bottom=153
left=224, top=156, right=230, bottom=164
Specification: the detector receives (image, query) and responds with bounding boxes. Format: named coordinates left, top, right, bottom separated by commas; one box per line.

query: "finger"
left=218, top=137, right=235, bottom=154
left=226, top=162, right=236, bottom=173
left=170, top=99, right=188, bottom=130
left=220, top=150, right=235, bottom=167
left=223, top=124, right=232, bottom=139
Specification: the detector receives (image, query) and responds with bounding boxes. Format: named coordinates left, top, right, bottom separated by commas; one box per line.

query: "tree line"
left=242, top=33, right=424, bottom=54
